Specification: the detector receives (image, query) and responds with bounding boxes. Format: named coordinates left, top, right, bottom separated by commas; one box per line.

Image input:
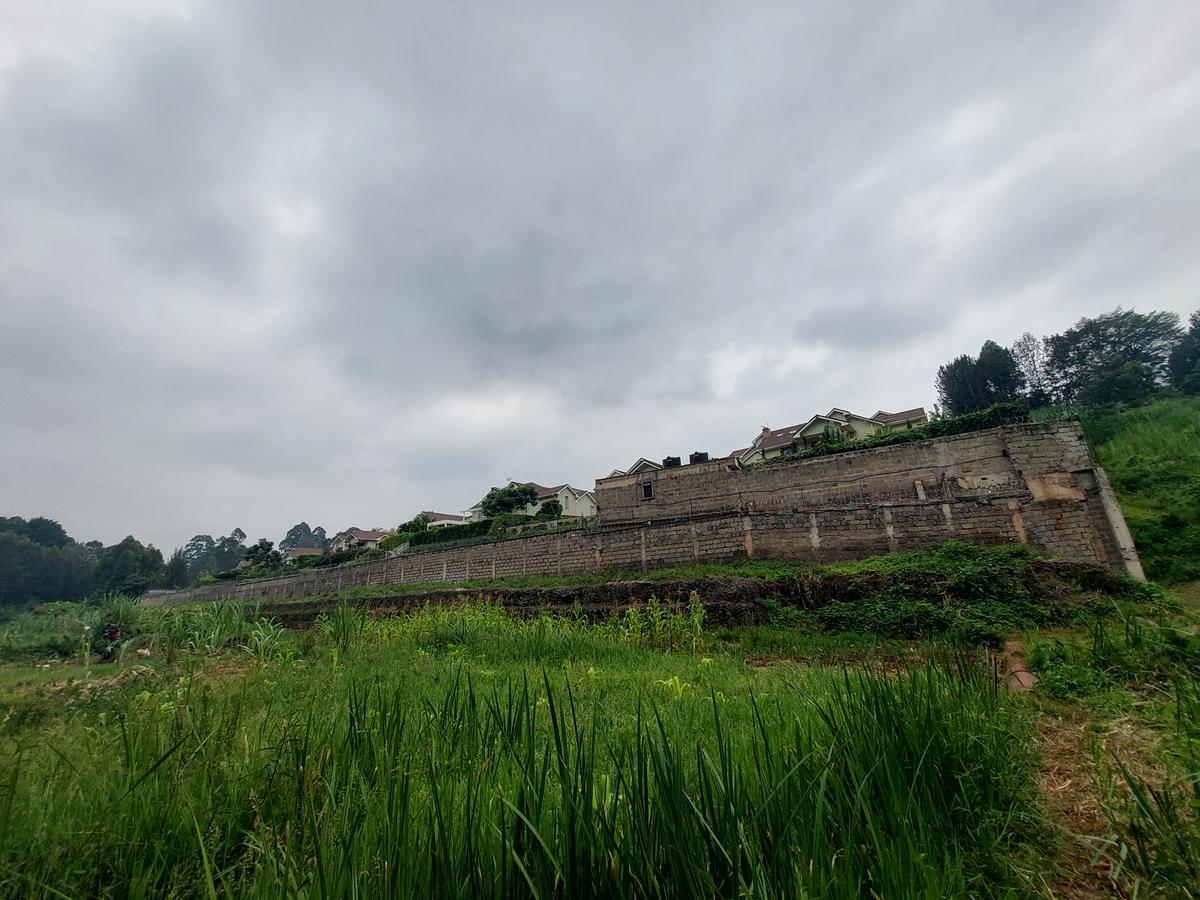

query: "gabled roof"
left=873, top=406, right=927, bottom=425
left=284, top=546, right=325, bottom=558
left=608, top=458, right=663, bottom=477
left=334, top=527, right=389, bottom=542
left=513, top=481, right=569, bottom=498
left=748, top=408, right=891, bottom=454
left=423, top=511, right=466, bottom=523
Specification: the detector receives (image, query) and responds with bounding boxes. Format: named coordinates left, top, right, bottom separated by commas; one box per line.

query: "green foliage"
left=377, top=531, right=415, bottom=551
left=765, top=400, right=1031, bottom=465
left=408, top=519, right=493, bottom=547
left=181, top=528, right=246, bottom=582
left=488, top=512, right=534, bottom=532
left=395, top=512, right=430, bottom=533
left=93, top=536, right=164, bottom=597
left=937, top=341, right=1025, bottom=415
left=0, top=627, right=1044, bottom=898
left=480, top=483, right=540, bottom=517
left=536, top=498, right=563, bottom=519
left=1168, top=309, right=1200, bottom=391
left=1045, top=307, right=1182, bottom=403
left=1084, top=397, right=1200, bottom=582
left=1023, top=589, right=1200, bottom=894
left=278, top=522, right=328, bottom=552
left=0, top=529, right=97, bottom=607
left=243, top=538, right=280, bottom=568
left=162, top=548, right=189, bottom=588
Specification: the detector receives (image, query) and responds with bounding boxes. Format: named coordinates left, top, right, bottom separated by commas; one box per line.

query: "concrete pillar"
left=883, top=508, right=898, bottom=552
left=1094, top=467, right=1146, bottom=580
left=1007, top=499, right=1029, bottom=544
left=742, top=516, right=755, bottom=559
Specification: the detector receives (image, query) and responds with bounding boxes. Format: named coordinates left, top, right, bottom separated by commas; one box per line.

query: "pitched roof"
left=607, top=458, right=663, bottom=477
left=423, top=511, right=466, bottom=523
left=334, top=528, right=389, bottom=542
left=873, top=406, right=927, bottom=424
left=284, top=547, right=325, bottom=558
left=750, top=408, right=890, bottom=453
left=513, top=481, right=568, bottom=498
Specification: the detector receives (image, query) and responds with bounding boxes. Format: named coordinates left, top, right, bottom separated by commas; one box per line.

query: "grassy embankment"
left=1023, top=398, right=1200, bottom=895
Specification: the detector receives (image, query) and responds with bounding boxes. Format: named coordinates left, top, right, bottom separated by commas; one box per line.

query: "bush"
left=408, top=519, right=493, bottom=547
left=488, top=513, right=534, bottom=533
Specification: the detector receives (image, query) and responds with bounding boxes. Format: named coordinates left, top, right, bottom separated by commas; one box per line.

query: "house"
left=283, top=547, right=325, bottom=563
left=465, top=482, right=597, bottom=522
left=606, top=458, right=663, bottom=478
left=733, top=407, right=927, bottom=463
left=423, top=511, right=467, bottom=529
left=328, top=528, right=390, bottom=553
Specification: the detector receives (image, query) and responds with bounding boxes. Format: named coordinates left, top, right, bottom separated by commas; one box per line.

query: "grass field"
left=1, top=571, right=1197, bottom=897
left=1, top=601, right=1044, bottom=899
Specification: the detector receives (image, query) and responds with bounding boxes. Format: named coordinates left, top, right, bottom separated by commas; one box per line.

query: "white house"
left=423, top=511, right=468, bottom=529
left=465, top=482, right=597, bottom=522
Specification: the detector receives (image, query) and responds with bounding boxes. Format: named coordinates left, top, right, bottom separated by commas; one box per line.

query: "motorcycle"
left=98, top=624, right=122, bottom=663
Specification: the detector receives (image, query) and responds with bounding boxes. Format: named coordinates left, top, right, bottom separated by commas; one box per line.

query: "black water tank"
left=689, top=451, right=709, bottom=464
left=662, top=456, right=681, bottom=468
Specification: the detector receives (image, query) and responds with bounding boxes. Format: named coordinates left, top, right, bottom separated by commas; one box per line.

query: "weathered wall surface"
left=156, top=421, right=1142, bottom=605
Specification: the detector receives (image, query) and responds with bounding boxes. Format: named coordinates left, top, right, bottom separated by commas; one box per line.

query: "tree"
left=536, top=499, right=563, bottom=520
left=976, top=340, right=1026, bottom=401
left=244, top=539, right=280, bottom=568
left=937, top=341, right=1027, bottom=415
left=1168, top=310, right=1200, bottom=394
left=0, top=516, right=72, bottom=547
left=94, top=536, right=164, bottom=596
left=210, top=528, right=247, bottom=573
left=480, top=484, right=540, bottom=518
left=1010, top=332, right=1051, bottom=405
left=396, top=513, right=430, bottom=533
left=182, top=534, right=216, bottom=579
left=162, top=548, right=190, bottom=588
left=1076, top=359, right=1158, bottom=406
left=279, top=522, right=329, bottom=552
left=1045, top=308, right=1182, bottom=402
left=0, top=519, right=98, bottom=607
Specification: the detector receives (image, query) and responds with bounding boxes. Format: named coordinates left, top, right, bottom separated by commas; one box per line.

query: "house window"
left=641, top=482, right=654, bottom=500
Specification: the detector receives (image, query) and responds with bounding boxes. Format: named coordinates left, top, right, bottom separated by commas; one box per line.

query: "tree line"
left=0, top=518, right=340, bottom=608
left=936, top=307, right=1200, bottom=415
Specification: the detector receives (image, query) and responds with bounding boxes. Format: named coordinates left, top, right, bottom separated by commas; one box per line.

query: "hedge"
left=408, top=519, right=494, bottom=547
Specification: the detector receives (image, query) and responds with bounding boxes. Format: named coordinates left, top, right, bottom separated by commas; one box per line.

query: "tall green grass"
left=1076, top=397, right=1200, bottom=583
left=0, top=606, right=1042, bottom=898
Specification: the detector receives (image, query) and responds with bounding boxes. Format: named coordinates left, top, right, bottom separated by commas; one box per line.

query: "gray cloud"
left=1, top=0, right=1198, bottom=551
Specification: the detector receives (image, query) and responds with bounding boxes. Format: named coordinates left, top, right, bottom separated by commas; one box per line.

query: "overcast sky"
left=2, top=1, right=1198, bottom=552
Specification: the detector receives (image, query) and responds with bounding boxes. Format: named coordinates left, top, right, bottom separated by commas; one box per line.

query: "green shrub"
left=408, top=519, right=493, bottom=547
left=817, top=592, right=953, bottom=638
left=1026, top=641, right=1111, bottom=700
left=488, top=512, right=534, bottom=533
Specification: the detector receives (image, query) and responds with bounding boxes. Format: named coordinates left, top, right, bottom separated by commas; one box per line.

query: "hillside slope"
left=1081, top=398, right=1200, bottom=582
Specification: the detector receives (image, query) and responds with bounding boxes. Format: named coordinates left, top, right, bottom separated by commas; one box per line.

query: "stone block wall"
left=155, top=421, right=1142, bottom=605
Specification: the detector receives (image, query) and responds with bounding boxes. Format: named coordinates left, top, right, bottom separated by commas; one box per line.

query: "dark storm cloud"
left=1, top=0, right=1198, bottom=551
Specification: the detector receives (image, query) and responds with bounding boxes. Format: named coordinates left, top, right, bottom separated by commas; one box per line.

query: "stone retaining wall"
left=154, top=421, right=1142, bottom=605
